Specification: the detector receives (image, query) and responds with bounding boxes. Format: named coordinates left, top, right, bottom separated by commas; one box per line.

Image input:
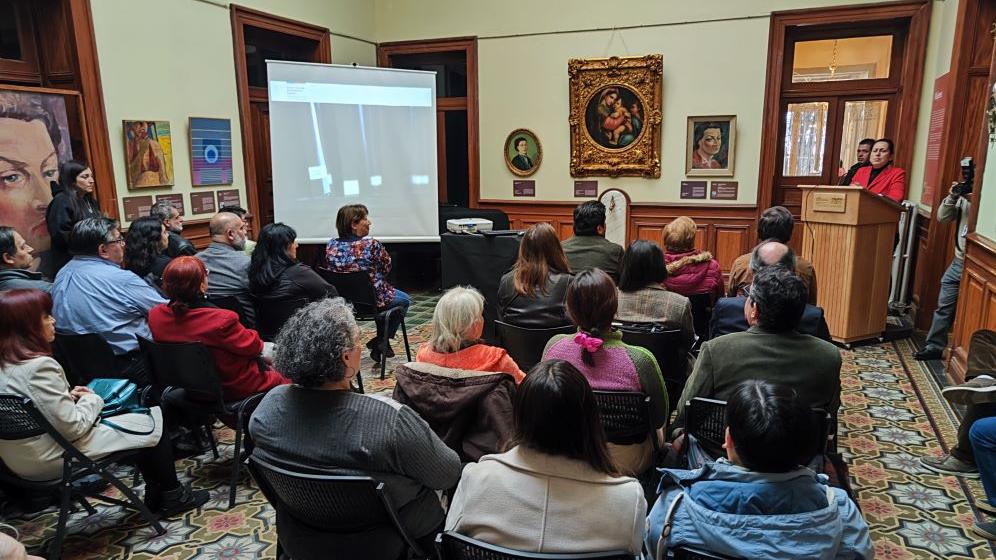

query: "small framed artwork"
left=189, top=117, right=234, bottom=186
left=685, top=115, right=736, bottom=177
left=504, top=128, right=542, bottom=177
left=123, top=120, right=174, bottom=188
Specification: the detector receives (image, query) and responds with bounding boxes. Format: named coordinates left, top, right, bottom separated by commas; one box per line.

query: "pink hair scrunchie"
left=573, top=331, right=604, bottom=353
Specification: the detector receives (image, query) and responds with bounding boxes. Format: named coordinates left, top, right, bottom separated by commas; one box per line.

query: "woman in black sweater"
left=45, top=160, right=101, bottom=275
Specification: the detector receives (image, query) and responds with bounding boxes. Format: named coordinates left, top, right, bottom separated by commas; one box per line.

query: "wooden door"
left=250, top=101, right=272, bottom=225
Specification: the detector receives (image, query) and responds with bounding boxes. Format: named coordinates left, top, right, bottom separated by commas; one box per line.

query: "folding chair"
left=437, top=531, right=637, bottom=560
left=52, top=333, right=117, bottom=386
left=494, top=321, right=576, bottom=371
left=616, top=323, right=690, bottom=400
left=255, top=297, right=309, bottom=342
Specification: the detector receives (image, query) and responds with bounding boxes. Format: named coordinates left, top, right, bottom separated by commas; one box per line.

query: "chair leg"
left=49, top=463, right=74, bottom=560
left=401, top=318, right=411, bottom=362
left=380, top=327, right=390, bottom=381
left=98, top=463, right=165, bottom=535
left=77, top=496, right=98, bottom=516
left=205, top=423, right=220, bottom=460
left=355, top=371, right=365, bottom=394
left=229, top=405, right=251, bottom=509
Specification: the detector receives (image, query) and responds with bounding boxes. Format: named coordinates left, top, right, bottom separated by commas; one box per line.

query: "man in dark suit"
left=511, top=137, right=533, bottom=171
left=674, top=264, right=842, bottom=460
left=150, top=199, right=195, bottom=258
left=711, top=241, right=830, bottom=341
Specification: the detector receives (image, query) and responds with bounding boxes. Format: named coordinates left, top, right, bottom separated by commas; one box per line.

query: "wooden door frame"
left=377, top=36, right=480, bottom=208
left=230, top=4, right=331, bottom=236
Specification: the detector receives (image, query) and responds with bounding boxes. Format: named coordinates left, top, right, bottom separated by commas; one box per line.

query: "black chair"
left=592, top=391, right=663, bottom=470
left=615, top=324, right=690, bottom=400
left=687, top=294, right=712, bottom=343
left=494, top=321, right=576, bottom=371
left=138, top=337, right=265, bottom=508
left=248, top=455, right=424, bottom=560
left=52, top=333, right=117, bottom=386
left=317, top=268, right=412, bottom=383
left=672, top=546, right=740, bottom=559
left=0, top=394, right=164, bottom=559
left=255, top=297, right=309, bottom=342
left=437, top=532, right=637, bottom=560
left=207, top=294, right=252, bottom=328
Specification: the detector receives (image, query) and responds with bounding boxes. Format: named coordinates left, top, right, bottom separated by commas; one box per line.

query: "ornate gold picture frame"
left=569, top=54, right=662, bottom=178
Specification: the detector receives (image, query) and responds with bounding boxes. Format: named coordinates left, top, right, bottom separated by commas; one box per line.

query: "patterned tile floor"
left=2, top=292, right=995, bottom=559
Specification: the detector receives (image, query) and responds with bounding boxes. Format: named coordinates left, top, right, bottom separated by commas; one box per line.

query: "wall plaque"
left=710, top=181, right=739, bottom=200
left=190, top=191, right=217, bottom=215
left=155, top=193, right=186, bottom=216
left=574, top=180, right=598, bottom=197
left=122, top=196, right=154, bottom=222
left=513, top=180, right=536, bottom=197
left=680, top=181, right=707, bottom=199
left=216, top=189, right=242, bottom=209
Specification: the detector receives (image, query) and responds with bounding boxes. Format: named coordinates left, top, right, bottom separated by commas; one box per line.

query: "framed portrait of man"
left=123, top=120, right=174, bottom=188
left=504, top=128, right=542, bottom=177
left=685, top=115, right=736, bottom=177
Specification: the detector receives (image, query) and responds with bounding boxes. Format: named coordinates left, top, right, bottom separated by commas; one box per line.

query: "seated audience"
left=542, top=268, right=667, bottom=474
left=325, top=204, right=409, bottom=362
left=149, top=257, right=288, bottom=402
left=196, top=211, right=255, bottom=327
left=51, top=218, right=166, bottom=383
left=0, top=227, right=51, bottom=293
left=662, top=216, right=724, bottom=301
left=561, top=201, right=625, bottom=281
left=711, top=241, right=830, bottom=341
left=615, top=239, right=694, bottom=352
left=248, top=222, right=336, bottom=303
left=149, top=199, right=195, bottom=258
left=445, top=359, right=645, bottom=555
left=674, top=266, right=841, bottom=460
left=218, top=205, right=256, bottom=254
left=123, top=215, right=171, bottom=288
left=727, top=206, right=817, bottom=303
left=498, top=222, right=572, bottom=328
left=971, top=415, right=996, bottom=541
left=647, top=380, right=872, bottom=559
left=0, top=288, right=208, bottom=516
left=249, top=298, right=460, bottom=554
left=45, top=161, right=102, bottom=276
left=416, top=285, right=525, bottom=383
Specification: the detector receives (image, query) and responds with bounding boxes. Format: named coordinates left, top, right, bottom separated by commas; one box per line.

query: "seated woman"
left=542, top=268, right=668, bottom=475
left=249, top=298, right=461, bottom=556
left=123, top=215, right=171, bottom=289
left=662, top=216, right=724, bottom=301
left=647, top=380, right=872, bottom=559
left=148, top=257, right=288, bottom=402
left=0, top=288, right=207, bottom=516
left=325, top=204, right=408, bottom=362
left=497, top=223, right=572, bottom=328
left=249, top=222, right=337, bottom=302
left=417, top=285, right=525, bottom=383
left=849, top=138, right=906, bottom=202
left=616, top=239, right=695, bottom=352
left=445, top=359, right=645, bottom=555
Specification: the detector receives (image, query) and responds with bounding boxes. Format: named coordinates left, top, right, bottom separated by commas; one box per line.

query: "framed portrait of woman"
left=504, top=128, right=542, bottom=177
left=685, top=115, right=736, bottom=177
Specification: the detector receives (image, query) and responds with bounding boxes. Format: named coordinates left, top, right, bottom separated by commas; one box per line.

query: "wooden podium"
left=799, top=186, right=901, bottom=344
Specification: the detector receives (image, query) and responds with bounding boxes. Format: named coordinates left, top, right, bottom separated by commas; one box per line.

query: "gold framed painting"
left=123, top=120, right=174, bottom=188
left=568, top=54, right=662, bottom=178
left=504, top=128, right=542, bottom=177
left=685, top=115, right=736, bottom=177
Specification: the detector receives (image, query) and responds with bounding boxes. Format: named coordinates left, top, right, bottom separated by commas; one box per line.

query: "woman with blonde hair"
left=662, top=216, right=724, bottom=300
left=497, top=223, right=572, bottom=328
left=418, top=286, right=525, bottom=382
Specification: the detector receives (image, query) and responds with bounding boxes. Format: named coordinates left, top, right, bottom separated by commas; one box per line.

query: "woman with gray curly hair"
left=248, top=297, right=461, bottom=557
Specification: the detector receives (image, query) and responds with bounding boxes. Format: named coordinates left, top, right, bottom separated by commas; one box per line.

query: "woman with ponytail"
left=542, top=268, right=669, bottom=475
left=148, top=256, right=287, bottom=401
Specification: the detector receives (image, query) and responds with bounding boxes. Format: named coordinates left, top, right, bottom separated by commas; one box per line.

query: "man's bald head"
left=750, top=240, right=796, bottom=273
left=209, top=212, right=247, bottom=250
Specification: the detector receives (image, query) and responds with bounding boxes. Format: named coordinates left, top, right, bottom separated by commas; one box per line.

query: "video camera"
left=951, top=156, right=975, bottom=197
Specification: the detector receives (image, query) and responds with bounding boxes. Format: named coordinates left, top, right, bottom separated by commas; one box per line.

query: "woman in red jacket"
left=662, top=216, right=724, bottom=300
left=849, top=138, right=906, bottom=202
left=149, top=256, right=288, bottom=401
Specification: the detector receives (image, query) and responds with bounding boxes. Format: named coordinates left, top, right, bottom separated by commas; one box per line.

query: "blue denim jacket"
left=645, top=460, right=872, bottom=560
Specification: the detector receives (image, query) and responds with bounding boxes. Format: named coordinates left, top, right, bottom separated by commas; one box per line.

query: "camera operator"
left=916, top=157, right=974, bottom=361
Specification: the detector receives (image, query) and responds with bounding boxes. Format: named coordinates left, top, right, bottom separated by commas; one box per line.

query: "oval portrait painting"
left=584, top=85, right=645, bottom=150
left=504, top=128, right=542, bottom=177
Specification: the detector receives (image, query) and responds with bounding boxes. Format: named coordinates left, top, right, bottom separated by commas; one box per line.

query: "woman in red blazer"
left=849, top=138, right=906, bottom=202
left=149, top=256, right=288, bottom=401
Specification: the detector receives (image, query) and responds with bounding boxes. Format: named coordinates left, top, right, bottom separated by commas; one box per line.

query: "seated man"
left=711, top=241, right=830, bottom=341
left=647, top=380, right=872, bottom=559
left=196, top=211, right=255, bottom=327
left=150, top=199, right=195, bottom=258
left=560, top=200, right=624, bottom=281
left=218, top=205, right=257, bottom=254
left=727, top=206, right=817, bottom=303
left=51, top=217, right=166, bottom=383
left=0, top=226, right=51, bottom=292
left=674, top=265, right=841, bottom=459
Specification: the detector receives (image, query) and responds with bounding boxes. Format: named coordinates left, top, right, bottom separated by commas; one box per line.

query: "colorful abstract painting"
left=189, top=117, right=233, bottom=186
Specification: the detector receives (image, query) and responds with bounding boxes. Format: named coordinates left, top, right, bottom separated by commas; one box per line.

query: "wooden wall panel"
left=714, top=226, right=751, bottom=271
left=948, top=234, right=996, bottom=383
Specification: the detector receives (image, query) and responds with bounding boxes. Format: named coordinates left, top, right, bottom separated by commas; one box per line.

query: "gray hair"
left=149, top=199, right=178, bottom=222
left=273, top=298, right=358, bottom=387
left=429, top=286, right=484, bottom=353
left=749, top=241, right=796, bottom=274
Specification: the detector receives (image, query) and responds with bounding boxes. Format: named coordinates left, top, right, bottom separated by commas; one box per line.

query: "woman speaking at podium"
left=849, top=138, right=906, bottom=202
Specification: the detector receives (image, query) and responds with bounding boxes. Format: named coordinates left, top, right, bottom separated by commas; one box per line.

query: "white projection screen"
left=267, top=61, right=439, bottom=243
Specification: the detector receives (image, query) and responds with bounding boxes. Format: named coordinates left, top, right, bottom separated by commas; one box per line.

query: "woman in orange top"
left=849, top=138, right=906, bottom=202
left=417, top=286, right=525, bottom=383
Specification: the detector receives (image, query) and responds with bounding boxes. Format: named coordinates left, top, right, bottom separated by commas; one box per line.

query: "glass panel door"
left=838, top=99, right=888, bottom=171
left=782, top=101, right=830, bottom=177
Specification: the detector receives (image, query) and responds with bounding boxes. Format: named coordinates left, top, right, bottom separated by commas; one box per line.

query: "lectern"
left=799, top=186, right=902, bottom=345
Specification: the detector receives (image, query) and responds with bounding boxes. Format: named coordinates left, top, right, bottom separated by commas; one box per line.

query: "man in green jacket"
left=561, top=201, right=625, bottom=281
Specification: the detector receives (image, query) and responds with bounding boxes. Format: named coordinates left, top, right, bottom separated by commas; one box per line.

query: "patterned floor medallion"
left=2, top=293, right=995, bottom=558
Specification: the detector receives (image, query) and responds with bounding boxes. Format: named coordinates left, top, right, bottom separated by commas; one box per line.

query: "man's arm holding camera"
left=937, top=187, right=963, bottom=224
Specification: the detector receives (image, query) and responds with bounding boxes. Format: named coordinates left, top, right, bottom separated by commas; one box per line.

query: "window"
left=388, top=51, right=468, bottom=97
left=840, top=100, right=888, bottom=169
left=0, top=1, right=23, bottom=61
left=792, top=35, right=893, bottom=83
left=783, top=102, right=829, bottom=177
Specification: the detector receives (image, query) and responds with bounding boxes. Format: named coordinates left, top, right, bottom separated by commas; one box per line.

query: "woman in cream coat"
left=445, top=359, right=645, bottom=555
left=0, top=288, right=207, bottom=516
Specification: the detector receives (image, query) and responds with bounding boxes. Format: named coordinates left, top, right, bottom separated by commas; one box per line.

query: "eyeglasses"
left=104, top=237, right=126, bottom=246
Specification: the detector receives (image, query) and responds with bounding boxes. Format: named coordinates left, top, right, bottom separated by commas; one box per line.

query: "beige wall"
left=91, top=0, right=376, bottom=225
left=976, top=137, right=996, bottom=242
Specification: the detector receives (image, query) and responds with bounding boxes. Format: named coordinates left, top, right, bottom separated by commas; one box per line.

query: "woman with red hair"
left=0, top=288, right=207, bottom=515
left=148, top=256, right=287, bottom=401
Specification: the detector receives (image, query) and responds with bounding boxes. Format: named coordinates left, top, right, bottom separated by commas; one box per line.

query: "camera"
left=951, top=156, right=975, bottom=197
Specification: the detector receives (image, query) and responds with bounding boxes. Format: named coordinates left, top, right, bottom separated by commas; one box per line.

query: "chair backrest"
left=255, top=297, right=309, bottom=341
left=317, top=268, right=379, bottom=316
left=0, top=394, right=45, bottom=440
left=138, top=337, right=224, bottom=404
left=685, top=397, right=727, bottom=453
left=53, top=333, right=117, bottom=386
left=207, top=294, right=251, bottom=326
left=687, top=294, right=712, bottom=342
left=672, top=546, right=740, bottom=559
left=437, top=532, right=636, bottom=560
left=615, top=324, right=688, bottom=397
left=494, top=320, right=576, bottom=371
left=592, top=391, right=652, bottom=446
